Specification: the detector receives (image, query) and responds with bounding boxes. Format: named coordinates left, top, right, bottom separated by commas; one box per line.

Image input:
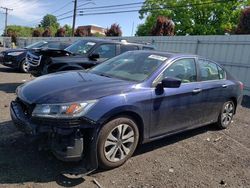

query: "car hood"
left=17, top=71, right=135, bottom=104
left=4, top=48, right=26, bottom=54
left=51, top=55, right=89, bottom=64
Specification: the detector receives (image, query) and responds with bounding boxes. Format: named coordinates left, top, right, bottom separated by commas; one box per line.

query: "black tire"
left=217, top=100, right=235, bottom=129
left=97, top=117, right=139, bottom=170
left=19, top=59, right=29, bottom=73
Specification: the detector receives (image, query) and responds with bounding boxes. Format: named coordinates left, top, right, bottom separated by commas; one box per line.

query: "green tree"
left=137, top=0, right=250, bottom=36
left=63, top=24, right=72, bottom=36
left=6, top=25, right=33, bottom=37
left=40, top=14, right=59, bottom=35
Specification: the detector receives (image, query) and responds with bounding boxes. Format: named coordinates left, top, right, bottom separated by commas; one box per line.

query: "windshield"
left=89, top=51, right=167, bottom=82
left=25, top=41, right=47, bottom=49
left=65, top=40, right=96, bottom=55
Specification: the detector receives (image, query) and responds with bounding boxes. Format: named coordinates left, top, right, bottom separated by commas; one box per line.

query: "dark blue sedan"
left=10, top=51, right=243, bottom=172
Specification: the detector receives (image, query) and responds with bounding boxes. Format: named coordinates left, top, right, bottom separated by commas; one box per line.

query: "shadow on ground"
left=0, top=120, right=219, bottom=186
left=242, top=95, right=250, bottom=108
left=0, top=83, right=23, bottom=93
left=0, top=67, right=20, bottom=73
left=0, top=121, right=84, bottom=186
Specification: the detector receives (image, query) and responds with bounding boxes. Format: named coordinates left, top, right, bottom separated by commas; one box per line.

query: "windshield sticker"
left=148, top=55, right=168, bottom=61
left=86, top=42, right=96, bottom=46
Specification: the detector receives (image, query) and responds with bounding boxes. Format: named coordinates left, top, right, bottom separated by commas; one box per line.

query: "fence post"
left=195, top=39, right=200, bottom=54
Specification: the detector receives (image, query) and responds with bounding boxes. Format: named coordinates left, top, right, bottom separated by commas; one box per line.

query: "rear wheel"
left=217, top=101, right=235, bottom=129
left=19, top=59, right=29, bottom=73
left=97, top=117, right=139, bottom=169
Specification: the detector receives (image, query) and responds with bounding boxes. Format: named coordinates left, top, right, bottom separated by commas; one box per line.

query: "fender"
left=95, top=105, right=147, bottom=141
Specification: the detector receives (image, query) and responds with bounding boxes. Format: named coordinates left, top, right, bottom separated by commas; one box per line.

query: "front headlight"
left=32, top=100, right=97, bottom=118
left=7, top=52, right=24, bottom=56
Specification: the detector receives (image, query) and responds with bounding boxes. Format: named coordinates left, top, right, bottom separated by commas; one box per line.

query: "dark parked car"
left=0, top=41, right=70, bottom=72
left=27, top=39, right=155, bottom=77
left=11, top=51, right=243, bottom=173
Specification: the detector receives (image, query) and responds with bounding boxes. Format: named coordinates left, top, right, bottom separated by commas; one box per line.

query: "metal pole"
left=72, top=0, right=78, bottom=36
left=1, top=7, right=13, bottom=36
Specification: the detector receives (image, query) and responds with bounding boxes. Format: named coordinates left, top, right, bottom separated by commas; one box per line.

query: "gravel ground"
left=0, top=64, right=249, bottom=188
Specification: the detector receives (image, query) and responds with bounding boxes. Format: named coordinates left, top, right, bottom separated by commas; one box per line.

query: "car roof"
left=131, top=50, right=197, bottom=59
left=77, top=38, right=153, bottom=47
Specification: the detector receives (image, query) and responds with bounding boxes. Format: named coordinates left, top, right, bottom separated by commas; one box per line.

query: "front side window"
left=92, top=44, right=116, bottom=58
left=163, top=58, right=197, bottom=83
left=198, top=60, right=219, bottom=81
left=89, top=52, right=167, bottom=82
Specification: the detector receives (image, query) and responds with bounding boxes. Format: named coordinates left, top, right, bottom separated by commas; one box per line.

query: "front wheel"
left=19, top=59, right=29, bottom=73
left=97, top=117, right=139, bottom=170
left=217, top=101, right=235, bottom=129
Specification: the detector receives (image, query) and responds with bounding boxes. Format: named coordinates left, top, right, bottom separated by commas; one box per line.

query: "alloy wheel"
left=104, top=124, right=135, bottom=162
left=221, top=102, right=234, bottom=127
left=22, top=61, right=29, bottom=72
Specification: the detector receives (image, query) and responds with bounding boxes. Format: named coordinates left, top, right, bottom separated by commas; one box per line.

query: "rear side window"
left=120, top=45, right=139, bottom=53
left=163, top=58, right=197, bottom=83
left=198, top=60, right=219, bottom=81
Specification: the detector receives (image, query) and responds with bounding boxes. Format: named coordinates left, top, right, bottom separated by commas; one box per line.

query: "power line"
left=24, top=0, right=73, bottom=26
left=52, top=1, right=72, bottom=14
left=58, top=0, right=234, bottom=21
left=55, top=1, right=96, bottom=18
left=78, top=1, right=144, bottom=10
left=1, top=7, right=13, bottom=36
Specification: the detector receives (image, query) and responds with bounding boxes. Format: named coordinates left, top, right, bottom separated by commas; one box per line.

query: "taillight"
left=239, top=81, right=244, bottom=90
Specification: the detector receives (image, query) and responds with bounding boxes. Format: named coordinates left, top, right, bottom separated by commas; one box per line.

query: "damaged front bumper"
left=10, top=100, right=99, bottom=174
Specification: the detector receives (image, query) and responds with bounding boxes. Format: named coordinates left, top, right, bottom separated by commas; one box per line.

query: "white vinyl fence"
left=1, top=35, right=250, bottom=95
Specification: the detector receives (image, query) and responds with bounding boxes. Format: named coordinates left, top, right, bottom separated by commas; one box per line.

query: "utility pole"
left=72, top=0, right=78, bottom=36
left=1, top=7, right=13, bottom=36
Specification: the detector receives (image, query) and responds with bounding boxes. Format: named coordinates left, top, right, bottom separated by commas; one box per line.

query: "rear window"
left=120, top=45, right=139, bottom=53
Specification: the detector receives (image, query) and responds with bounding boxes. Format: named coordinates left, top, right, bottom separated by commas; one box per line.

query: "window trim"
left=152, top=57, right=198, bottom=87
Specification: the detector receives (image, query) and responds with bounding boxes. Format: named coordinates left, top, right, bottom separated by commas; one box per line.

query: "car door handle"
left=222, top=84, right=228, bottom=88
left=192, top=88, right=202, bottom=94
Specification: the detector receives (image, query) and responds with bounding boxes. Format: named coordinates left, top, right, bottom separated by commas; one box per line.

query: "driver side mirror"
left=89, top=53, right=100, bottom=60
left=161, top=77, right=181, bottom=88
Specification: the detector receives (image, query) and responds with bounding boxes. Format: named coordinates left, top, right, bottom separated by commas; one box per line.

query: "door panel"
left=197, top=59, right=227, bottom=124
left=149, top=58, right=202, bottom=138
left=150, top=83, right=204, bottom=137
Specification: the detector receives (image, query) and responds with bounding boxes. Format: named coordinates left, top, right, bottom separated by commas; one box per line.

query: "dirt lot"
left=0, top=64, right=249, bottom=188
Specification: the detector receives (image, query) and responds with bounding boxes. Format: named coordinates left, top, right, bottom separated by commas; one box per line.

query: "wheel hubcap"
left=22, top=61, right=29, bottom=72
left=104, top=124, right=135, bottom=162
left=222, top=102, right=234, bottom=126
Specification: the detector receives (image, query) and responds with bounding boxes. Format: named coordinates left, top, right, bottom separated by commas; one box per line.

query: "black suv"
left=0, top=41, right=70, bottom=73
left=27, top=39, right=154, bottom=76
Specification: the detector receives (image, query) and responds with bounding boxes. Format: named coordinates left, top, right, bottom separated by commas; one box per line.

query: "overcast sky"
left=0, top=0, right=145, bottom=36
